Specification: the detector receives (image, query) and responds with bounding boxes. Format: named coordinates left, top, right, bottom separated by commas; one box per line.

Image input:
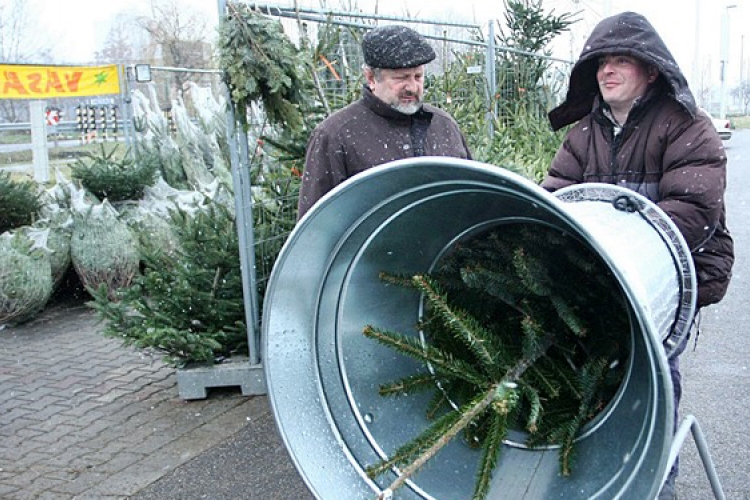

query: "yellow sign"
left=0, top=64, right=121, bottom=99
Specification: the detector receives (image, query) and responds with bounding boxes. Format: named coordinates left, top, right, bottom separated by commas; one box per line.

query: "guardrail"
left=0, top=120, right=124, bottom=134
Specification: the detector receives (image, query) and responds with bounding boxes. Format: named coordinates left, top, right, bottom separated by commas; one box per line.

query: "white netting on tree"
left=186, top=81, right=227, bottom=141
left=122, top=177, right=237, bottom=261
left=208, top=180, right=236, bottom=214
left=132, top=87, right=186, bottom=189
left=118, top=202, right=180, bottom=260
left=182, top=82, right=232, bottom=187
left=36, top=204, right=74, bottom=289
left=69, top=186, right=139, bottom=300
left=171, top=95, right=215, bottom=188
left=132, top=83, right=232, bottom=191
left=0, top=229, right=53, bottom=326
left=142, top=177, right=209, bottom=214
left=43, top=169, right=75, bottom=208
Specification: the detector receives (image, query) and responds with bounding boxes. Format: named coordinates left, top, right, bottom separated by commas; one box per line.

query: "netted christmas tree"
left=69, top=187, right=140, bottom=302
left=364, top=223, right=630, bottom=500
left=36, top=204, right=74, bottom=290
left=131, top=87, right=189, bottom=190
left=89, top=199, right=247, bottom=366
left=0, top=228, right=53, bottom=326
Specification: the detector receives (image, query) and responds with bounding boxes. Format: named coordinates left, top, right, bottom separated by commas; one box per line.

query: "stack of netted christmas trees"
left=364, top=223, right=630, bottom=500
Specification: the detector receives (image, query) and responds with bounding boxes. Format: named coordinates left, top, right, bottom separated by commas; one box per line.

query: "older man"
left=543, top=12, right=734, bottom=500
left=297, top=25, right=472, bottom=219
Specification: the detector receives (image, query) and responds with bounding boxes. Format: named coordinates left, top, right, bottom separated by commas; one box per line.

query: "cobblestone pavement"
left=0, top=300, right=259, bottom=500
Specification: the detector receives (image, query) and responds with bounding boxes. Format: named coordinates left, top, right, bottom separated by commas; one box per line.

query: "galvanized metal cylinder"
left=263, top=158, right=696, bottom=499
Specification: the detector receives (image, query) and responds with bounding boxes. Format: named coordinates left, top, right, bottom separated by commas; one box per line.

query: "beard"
left=392, top=102, right=422, bottom=115
left=390, top=94, right=423, bottom=115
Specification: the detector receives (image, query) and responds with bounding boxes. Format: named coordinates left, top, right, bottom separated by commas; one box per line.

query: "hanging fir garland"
left=218, top=2, right=305, bottom=132
left=364, top=223, right=631, bottom=500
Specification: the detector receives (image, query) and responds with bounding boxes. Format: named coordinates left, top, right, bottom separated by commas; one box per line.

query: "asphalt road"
left=673, top=129, right=750, bottom=499
left=133, top=131, right=750, bottom=500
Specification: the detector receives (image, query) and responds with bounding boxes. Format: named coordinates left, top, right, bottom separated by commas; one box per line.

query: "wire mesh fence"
left=0, top=5, right=573, bottom=335
left=223, top=4, right=574, bottom=332
left=248, top=3, right=573, bottom=125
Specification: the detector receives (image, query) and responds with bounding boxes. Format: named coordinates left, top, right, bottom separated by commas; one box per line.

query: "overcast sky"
left=30, top=0, right=748, bottom=88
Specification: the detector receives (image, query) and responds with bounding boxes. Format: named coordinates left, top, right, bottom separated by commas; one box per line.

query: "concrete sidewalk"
left=0, top=296, right=307, bottom=499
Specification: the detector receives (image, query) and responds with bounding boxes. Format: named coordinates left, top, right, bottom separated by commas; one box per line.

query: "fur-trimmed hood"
left=548, top=11, right=696, bottom=131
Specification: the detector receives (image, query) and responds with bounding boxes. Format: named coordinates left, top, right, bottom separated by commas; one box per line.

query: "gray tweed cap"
left=362, top=25, right=436, bottom=69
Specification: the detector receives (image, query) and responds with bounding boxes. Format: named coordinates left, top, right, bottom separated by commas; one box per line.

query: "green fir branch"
left=368, top=324, right=550, bottom=499
left=378, top=373, right=436, bottom=397
left=550, top=294, right=588, bottom=337
left=520, top=384, right=543, bottom=433
left=519, top=313, right=554, bottom=361
left=374, top=384, right=503, bottom=500
left=459, top=265, right=526, bottom=312
left=549, top=357, right=609, bottom=476
left=366, top=396, right=472, bottom=478
left=512, top=246, right=552, bottom=297
left=526, top=363, right=562, bottom=400
left=364, top=224, right=629, bottom=499
left=474, top=411, right=508, bottom=500
left=425, top=387, right=451, bottom=420
left=362, top=325, right=486, bottom=387
left=410, top=274, right=499, bottom=377
left=378, top=271, right=416, bottom=288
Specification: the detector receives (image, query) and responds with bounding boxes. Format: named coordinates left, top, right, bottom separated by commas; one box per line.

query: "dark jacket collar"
left=548, top=11, right=695, bottom=131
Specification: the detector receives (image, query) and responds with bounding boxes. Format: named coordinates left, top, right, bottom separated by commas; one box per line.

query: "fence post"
left=119, top=65, right=136, bottom=156
left=29, top=100, right=50, bottom=183
left=218, top=0, right=261, bottom=367
left=485, top=20, right=496, bottom=140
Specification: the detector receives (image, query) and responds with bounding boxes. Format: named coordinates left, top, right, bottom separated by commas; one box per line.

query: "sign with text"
left=0, top=64, right=121, bottom=99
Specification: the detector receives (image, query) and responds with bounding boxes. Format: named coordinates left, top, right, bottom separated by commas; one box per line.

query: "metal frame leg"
left=664, top=414, right=726, bottom=500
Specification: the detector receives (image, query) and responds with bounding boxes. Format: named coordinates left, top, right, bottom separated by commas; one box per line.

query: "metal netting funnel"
left=262, top=158, right=696, bottom=500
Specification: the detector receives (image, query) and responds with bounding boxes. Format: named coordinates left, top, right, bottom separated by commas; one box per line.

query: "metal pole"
left=691, top=0, right=701, bottom=96
left=719, top=5, right=737, bottom=119
left=666, top=415, right=726, bottom=499
left=485, top=20, right=496, bottom=139
left=218, top=0, right=261, bottom=366
left=741, top=34, right=745, bottom=95
left=29, top=100, right=49, bottom=183
left=119, top=65, right=136, bottom=155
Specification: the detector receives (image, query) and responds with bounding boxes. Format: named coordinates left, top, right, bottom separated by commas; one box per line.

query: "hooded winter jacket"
left=298, top=85, right=472, bottom=218
left=543, top=12, right=733, bottom=308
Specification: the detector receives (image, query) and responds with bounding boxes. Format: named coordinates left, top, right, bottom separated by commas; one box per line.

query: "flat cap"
left=362, top=25, right=436, bottom=69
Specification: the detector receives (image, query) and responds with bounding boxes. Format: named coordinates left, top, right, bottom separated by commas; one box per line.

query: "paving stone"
left=26, top=423, right=81, bottom=444
left=0, top=483, right=21, bottom=497
left=0, top=407, right=34, bottom=426
left=6, top=449, right=52, bottom=471
left=43, top=467, right=107, bottom=495
left=19, top=395, right=71, bottom=411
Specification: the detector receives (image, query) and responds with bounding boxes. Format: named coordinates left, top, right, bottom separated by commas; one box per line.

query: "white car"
left=701, top=108, right=732, bottom=141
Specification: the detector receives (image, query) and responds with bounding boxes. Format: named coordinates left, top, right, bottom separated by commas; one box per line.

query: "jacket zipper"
left=610, top=128, right=622, bottom=175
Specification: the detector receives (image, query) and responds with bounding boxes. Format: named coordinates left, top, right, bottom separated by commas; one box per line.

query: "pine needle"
left=364, top=224, right=629, bottom=499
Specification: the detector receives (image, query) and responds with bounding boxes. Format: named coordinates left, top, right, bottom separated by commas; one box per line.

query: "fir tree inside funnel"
left=363, top=222, right=631, bottom=500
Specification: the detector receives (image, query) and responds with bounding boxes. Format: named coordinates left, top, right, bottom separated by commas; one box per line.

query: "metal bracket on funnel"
left=665, top=415, right=726, bottom=499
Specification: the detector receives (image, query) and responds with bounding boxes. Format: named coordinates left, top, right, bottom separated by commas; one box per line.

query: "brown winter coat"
left=543, top=12, right=733, bottom=308
left=298, top=85, right=472, bottom=218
